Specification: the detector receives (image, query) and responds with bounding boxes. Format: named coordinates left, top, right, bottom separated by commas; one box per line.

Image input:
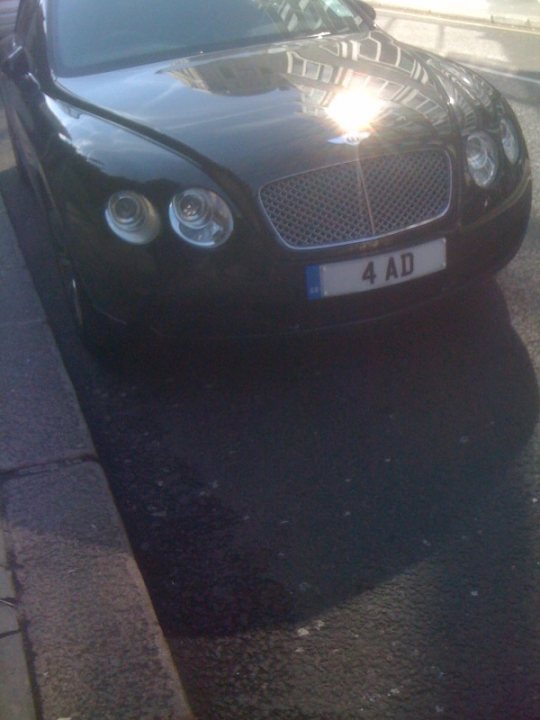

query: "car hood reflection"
left=59, top=31, right=455, bottom=184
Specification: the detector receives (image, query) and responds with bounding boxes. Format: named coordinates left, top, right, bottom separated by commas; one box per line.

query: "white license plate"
left=306, top=238, right=447, bottom=300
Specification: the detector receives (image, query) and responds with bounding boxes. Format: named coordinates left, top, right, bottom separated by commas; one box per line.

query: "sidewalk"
left=0, top=186, right=194, bottom=717
left=372, top=0, right=540, bottom=30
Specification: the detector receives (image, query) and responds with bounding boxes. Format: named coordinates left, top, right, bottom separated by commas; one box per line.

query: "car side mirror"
left=1, top=43, right=39, bottom=93
left=1, top=45, right=30, bottom=79
left=352, top=1, right=377, bottom=22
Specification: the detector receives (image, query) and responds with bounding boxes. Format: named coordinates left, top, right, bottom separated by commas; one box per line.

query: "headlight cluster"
left=105, top=187, right=234, bottom=247
left=169, top=189, right=233, bottom=248
left=465, top=132, right=499, bottom=188
left=106, top=191, right=160, bottom=245
left=465, top=117, right=520, bottom=189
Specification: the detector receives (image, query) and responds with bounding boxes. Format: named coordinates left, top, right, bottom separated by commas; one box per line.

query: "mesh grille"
left=260, top=150, right=451, bottom=249
left=362, top=152, right=450, bottom=235
left=259, top=162, right=372, bottom=249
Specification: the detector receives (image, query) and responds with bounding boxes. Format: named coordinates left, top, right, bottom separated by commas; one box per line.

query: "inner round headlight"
left=105, top=191, right=160, bottom=245
left=500, top=117, right=520, bottom=164
left=169, top=188, right=233, bottom=248
left=465, top=132, right=499, bottom=188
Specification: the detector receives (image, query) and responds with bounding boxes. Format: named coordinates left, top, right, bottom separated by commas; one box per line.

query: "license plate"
left=306, top=238, right=447, bottom=300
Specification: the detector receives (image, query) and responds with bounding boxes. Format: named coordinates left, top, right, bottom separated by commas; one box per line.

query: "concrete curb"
left=372, top=2, right=540, bottom=32
left=0, top=517, right=35, bottom=720
left=0, top=198, right=195, bottom=719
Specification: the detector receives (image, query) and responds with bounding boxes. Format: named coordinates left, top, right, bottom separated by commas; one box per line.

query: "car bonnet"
left=57, top=30, right=456, bottom=189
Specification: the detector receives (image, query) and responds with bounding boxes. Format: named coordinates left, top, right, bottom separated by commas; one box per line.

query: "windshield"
left=51, top=0, right=369, bottom=76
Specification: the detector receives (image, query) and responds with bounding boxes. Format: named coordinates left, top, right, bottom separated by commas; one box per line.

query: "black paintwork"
left=0, top=0, right=532, bottom=338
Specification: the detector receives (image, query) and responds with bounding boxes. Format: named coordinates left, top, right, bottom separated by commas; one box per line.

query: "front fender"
left=40, top=96, right=240, bottom=320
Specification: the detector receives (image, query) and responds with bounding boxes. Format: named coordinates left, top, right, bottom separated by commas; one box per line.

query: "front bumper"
left=82, top=168, right=532, bottom=340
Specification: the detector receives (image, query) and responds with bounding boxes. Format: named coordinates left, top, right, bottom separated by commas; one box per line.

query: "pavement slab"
left=2, top=461, right=193, bottom=720
left=0, top=566, right=15, bottom=598
left=0, top=598, right=18, bottom=635
left=375, top=7, right=540, bottom=76
left=0, top=632, right=36, bottom=720
left=0, top=264, right=46, bottom=326
left=0, top=207, right=24, bottom=268
left=0, top=524, right=35, bottom=720
left=0, top=524, right=6, bottom=567
left=373, top=0, right=540, bottom=30
left=0, top=318, right=95, bottom=472
left=0, top=200, right=93, bottom=472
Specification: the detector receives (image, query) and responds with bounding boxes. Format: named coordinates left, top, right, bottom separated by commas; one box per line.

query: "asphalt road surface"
left=1, top=12, right=540, bottom=720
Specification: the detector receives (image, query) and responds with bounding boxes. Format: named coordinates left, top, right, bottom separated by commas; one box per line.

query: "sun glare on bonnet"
left=326, top=87, right=384, bottom=134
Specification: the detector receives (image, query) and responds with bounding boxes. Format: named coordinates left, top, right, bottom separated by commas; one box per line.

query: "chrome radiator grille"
left=260, top=150, right=451, bottom=249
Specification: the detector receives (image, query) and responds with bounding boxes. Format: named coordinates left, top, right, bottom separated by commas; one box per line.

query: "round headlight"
left=105, top=191, right=160, bottom=245
left=465, top=132, right=499, bottom=188
left=169, top=188, right=233, bottom=248
left=500, top=117, right=520, bottom=164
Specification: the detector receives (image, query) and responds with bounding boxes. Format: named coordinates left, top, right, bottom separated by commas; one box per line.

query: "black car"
left=1, top=0, right=532, bottom=349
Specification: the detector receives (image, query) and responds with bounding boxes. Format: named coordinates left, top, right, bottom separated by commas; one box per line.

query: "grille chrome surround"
left=259, top=149, right=452, bottom=250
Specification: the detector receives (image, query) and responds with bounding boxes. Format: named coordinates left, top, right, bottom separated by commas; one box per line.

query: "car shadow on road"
left=119, top=281, right=536, bottom=624
left=103, top=281, right=538, bottom=719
